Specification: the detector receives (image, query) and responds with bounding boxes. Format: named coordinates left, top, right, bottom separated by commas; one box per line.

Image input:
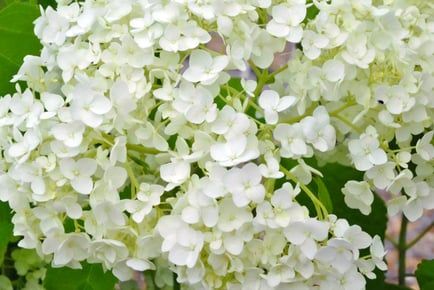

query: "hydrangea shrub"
left=0, top=0, right=433, bottom=289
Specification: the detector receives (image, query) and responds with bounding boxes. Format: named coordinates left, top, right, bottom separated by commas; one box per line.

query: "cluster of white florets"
left=0, top=0, right=432, bottom=289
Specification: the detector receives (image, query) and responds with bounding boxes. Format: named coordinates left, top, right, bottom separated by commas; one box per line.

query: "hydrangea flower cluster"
left=0, top=0, right=433, bottom=289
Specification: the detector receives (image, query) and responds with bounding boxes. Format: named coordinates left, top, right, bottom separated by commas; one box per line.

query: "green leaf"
left=0, top=202, right=13, bottom=265
left=0, top=1, right=41, bottom=95
left=44, top=262, right=118, bottom=290
left=366, top=270, right=385, bottom=290
left=304, top=4, right=320, bottom=23
left=0, top=275, right=13, bottom=290
left=420, top=281, right=434, bottom=290
left=313, top=176, right=333, bottom=213
left=384, top=282, right=413, bottom=290
left=38, top=0, right=57, bottom=8
left=416, top=259, right=434, bottom=290
left=0, top=1, right=15, bottom=9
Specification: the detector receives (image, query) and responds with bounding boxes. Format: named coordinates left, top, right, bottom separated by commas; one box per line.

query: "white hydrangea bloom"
left=274, top=123, right=310, bottom=158
left=224, top=163, right=265, bottom=207
left=157, top=216, right=204, bottom=268
left=0, top=0, right=431, bottom=287
left=365, top=162, right=396, bottom=189
left=375, top=85, right=416, bottom=115
left=341, top=32, right=376, bottom=69
left=59, top=158, right=97, bottom=195
left=342, top=180, right=374, bottom=215
left=415, top=131, right=434, bottom=161
left=301, top=30, right=329, bottom=60
left=348, top=126, right=388, bottom=171
left=125, top=183, right=164, bottom=223
left=284, top=218, right=329, bottom=259
left=183, top=49, right=229, bottom=85
left=42, top=231, right=91, bottom=269
left=300, top=106, right=336, bottom=152
left=266, top=3, right=306, bottom=43
left=401, top=181, right=434, bottom=222
left=258, top=90, right=296, bottom=125
left=160, top=160, right=191, bottom=190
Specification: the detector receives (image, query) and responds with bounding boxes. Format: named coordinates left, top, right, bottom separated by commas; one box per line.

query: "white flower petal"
left=71, top=176, right=93, bottom=194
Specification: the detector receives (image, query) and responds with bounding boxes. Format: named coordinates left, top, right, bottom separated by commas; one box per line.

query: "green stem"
left=280, top=165, right=328, bottom=219
left=125, top=159, right=139, bottom=199
left=385, top=234, right=399, bottom=248
left=226, top=83, right=246, bottom=102
left=244, top=60, right=289, bottom=116
left=398, top=214, right=408, bottom=286
left=280, top=113, right=308, bottom=125
left=127, top=153, right=151, bottom=170
left=248, top=61, right=269, bottom=98
left=329, top=100, right=357, bottom=115
left=280, top=103, right=317, bottom=124
left=248, top=60, right=262, bottom=78
left=126, top=143, right=161, bottom=155
left=253, top=75, right=268, bottom=98
left=388, top=146, right=417, bottom=153
left=256, top=7, right=268, bottom=26
left=330, top=114, right=363, bottom=134
left=247, top=98, right=264, bottom=115
left=268, top=64, right=288, bottom=79
left=406, top=220, right=434, bottom=249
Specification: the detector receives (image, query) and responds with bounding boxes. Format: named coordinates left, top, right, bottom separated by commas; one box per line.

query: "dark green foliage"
left=416, top=259, right=434, bottom=290
left=384, top=282, right=413, bottom=290
left=0, top=202, right=13, bottom=265
left=44, top=262, right=118, bottom=290
left=313, top=176, right=333, bottom=213
left=0, top=1, right=41, bottom=95
left=38, top=0, right=57, bottom=8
